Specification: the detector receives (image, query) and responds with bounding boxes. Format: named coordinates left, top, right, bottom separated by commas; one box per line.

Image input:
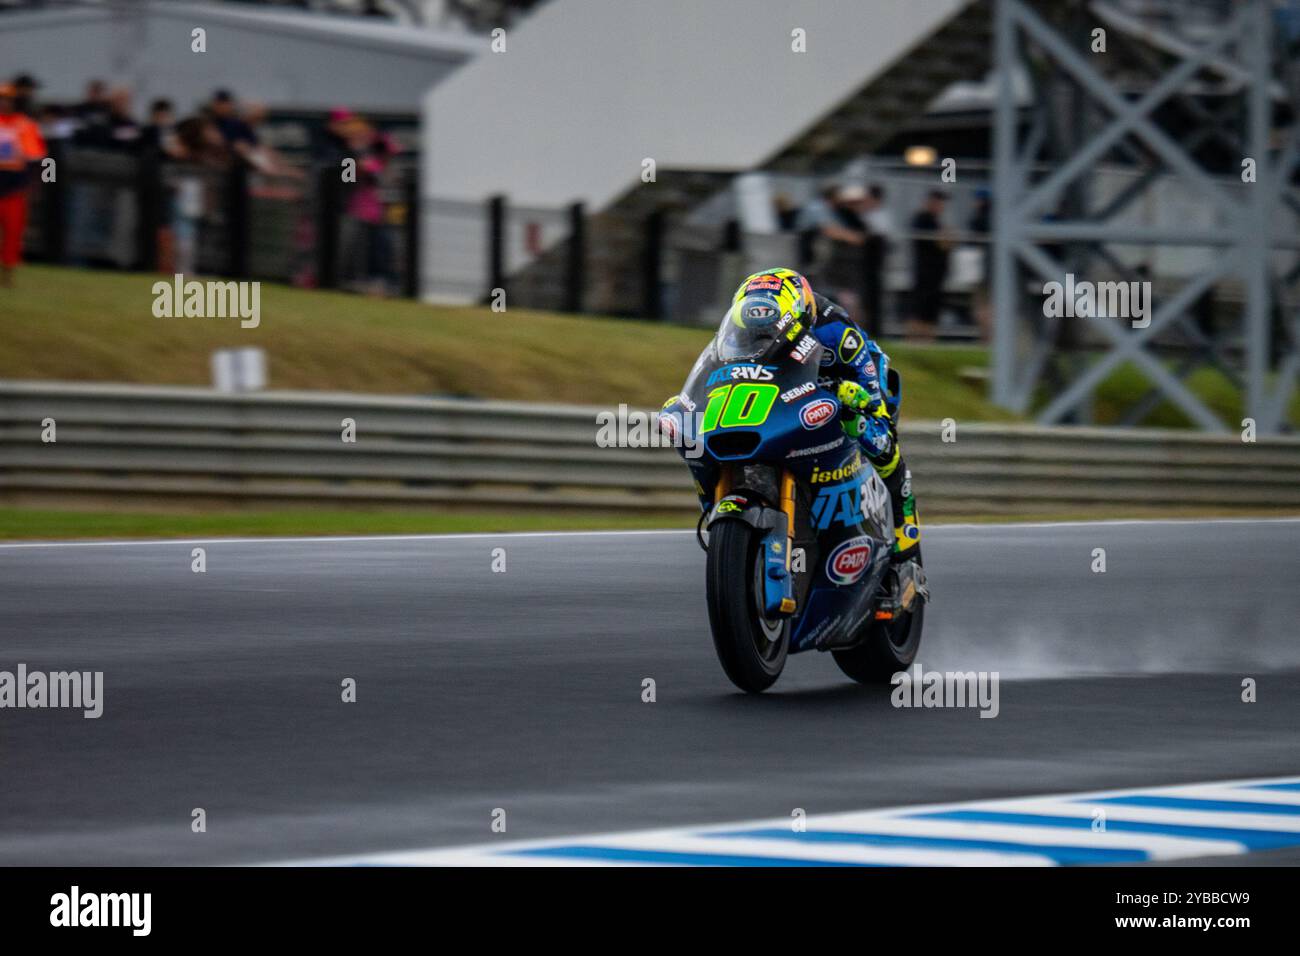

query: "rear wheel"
left=705, top=520, right=789, bottom=693
left=832, top=571, right=925, bottom=684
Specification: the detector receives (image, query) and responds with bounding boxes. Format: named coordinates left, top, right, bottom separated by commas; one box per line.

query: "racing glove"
left=837, top=380, right=889, bottom=440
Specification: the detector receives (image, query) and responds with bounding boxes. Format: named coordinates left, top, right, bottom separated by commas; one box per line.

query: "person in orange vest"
left=0, top=82, right=48, bottom=287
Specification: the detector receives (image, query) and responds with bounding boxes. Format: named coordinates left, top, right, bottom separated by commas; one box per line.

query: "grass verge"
left=6, top=265, right=1291, bottom=427
left=0, top=506, right=695, bottom=540
left=1, top=265, right=1011, bottom=420
left=1, top=505, right=1294, bottom=541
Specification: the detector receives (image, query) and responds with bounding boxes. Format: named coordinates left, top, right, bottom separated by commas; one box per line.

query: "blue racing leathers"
left=809, top=292, right=920, bottom=559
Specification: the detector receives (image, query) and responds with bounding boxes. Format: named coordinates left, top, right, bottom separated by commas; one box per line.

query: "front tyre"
left=705, top=520, right=789, bottom=693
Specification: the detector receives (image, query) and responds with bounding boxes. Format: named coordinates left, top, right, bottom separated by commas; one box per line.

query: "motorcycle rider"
left=721, top=268, right=923, bottom=595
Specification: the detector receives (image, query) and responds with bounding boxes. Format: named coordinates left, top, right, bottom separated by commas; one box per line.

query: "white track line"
left=2, top=516, right=1297, bottom=549
left=321, top=833, right=1051, bottom=868
left=757, top=814, right=1244, bottom=860
left=0, top=529, right=696, bottom=550
left=271, top=774, right=1300, bottom=868
left=939, top=796, right=1300, bottom=833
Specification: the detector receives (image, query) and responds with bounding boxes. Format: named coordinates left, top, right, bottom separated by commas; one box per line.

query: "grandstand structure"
left=418, top=0, right=1298, bottom=433
left=991, top=0, right=1299, bottom=433
left=421, top=0, right=989, bottom=312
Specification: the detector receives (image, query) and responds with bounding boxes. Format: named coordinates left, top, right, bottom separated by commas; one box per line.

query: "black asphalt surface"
left=0, top=519, right=1297, bottom=865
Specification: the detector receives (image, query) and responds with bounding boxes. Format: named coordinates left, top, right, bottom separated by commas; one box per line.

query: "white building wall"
left=0, top=2, right=479, bottom=114
left=421, top=0, right=970, bottom=209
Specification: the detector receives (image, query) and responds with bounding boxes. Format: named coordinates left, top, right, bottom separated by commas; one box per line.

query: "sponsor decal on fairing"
left=825, top=535, right=874, bottom=586
left=799, top=398, right=837, bottom=430
left=786, top=436, right=845, bottom=458
left=790, top=334, right=817, bottom=363
left=706, top=363, right=777, bottom=386
left=779, top=381, right=815, bottom=403
left=809, top=451, right=862, bottom=484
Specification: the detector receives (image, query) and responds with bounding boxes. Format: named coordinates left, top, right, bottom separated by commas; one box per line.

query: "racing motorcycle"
left=659, top=309, right=926, bottom=694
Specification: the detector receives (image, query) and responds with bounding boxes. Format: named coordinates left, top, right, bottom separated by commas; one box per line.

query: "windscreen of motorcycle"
left=714, top=296, right=796, bottom=362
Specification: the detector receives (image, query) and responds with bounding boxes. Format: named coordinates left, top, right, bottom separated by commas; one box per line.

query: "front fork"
left=713, top=466, right=798, bottom=617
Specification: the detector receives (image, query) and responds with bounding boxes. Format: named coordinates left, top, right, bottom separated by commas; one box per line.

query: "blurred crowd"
left=7, top=67, right=999, bottom=320
left=0, top=75, right=45, bottom=286
left=775, top=181, right=994, bottom=342
left=0, top=71, right=405, bottom=294
left=320, top=106, right=402, bottom=295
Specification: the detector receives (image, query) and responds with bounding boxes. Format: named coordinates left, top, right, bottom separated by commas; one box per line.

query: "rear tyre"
left=832, top=580, right=925, bottom=684
left=705, top=520, right=789, bottom=693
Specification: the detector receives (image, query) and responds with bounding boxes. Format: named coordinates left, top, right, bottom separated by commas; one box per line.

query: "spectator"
left=209, top=89, right=259, bottom=160
left=967, top=187, right=992, bottom=341
left=106, top=88, right=141, bottom=150
left=72, top=80, right=110, bottom=129
left=38, top=103, right=77, bottom=144
left=71, top=82, right=107, bottom=143
left=969, top=188, right=991, bottom=235
left=74, top=86, right=139, bottom=151
left=343, top=130, right=397, bottom=295
left=861, top=183, right=891, bottom=337
left=0, top=83, right=48, bottom=287
left=237, top=102, right=302, bottom=177
left=173, top=115, right=228, bottom=166
left=65, top=87, right=139, bottom=265
left=908, top=189, right=952, bottom=341
left=320, top=107, right=356, bottom=166
left=139, top=99, right=181, bottom=158
left=297, top=106, right=367, bottom=289
left=772, top=193, right=799, bottom=233
left=864, top=183, right=895, bottom=237
left=137, top=100, right=181, bottom=272
left=11, top=73, right=39, bottom=117
left=168, top=114, right=229, bottom=276
left=63, top=82, right=108, bottom=263
left=820, top=184, right=871, bottom=327
left=794, top=182, right=837, bottom=280
left=10, top=76, right=392, bottom=292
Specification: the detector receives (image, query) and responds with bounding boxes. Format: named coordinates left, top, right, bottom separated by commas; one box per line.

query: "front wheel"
left=705, top=520, right=789, bottom=693
left=832, top=587, right=925, bottom=684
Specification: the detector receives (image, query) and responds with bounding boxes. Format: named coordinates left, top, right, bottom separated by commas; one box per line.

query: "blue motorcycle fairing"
left=787, top=458, right=892, bottom=652
left=671, top=332, right=894, bottom=653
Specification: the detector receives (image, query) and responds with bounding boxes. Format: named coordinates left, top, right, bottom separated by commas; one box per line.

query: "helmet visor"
left=715, top=296, right=788, bottom=362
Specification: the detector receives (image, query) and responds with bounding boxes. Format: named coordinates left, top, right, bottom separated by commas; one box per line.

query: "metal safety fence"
left=3, top=381, right=1299, bottom=516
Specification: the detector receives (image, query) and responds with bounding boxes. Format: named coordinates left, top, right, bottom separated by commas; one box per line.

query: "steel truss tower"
left=991, top=0, right=1300, bottom=432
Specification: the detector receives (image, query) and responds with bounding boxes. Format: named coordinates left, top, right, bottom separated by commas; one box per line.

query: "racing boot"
left=881, top=464, right=927, bottom=612
left=886, top=465, right=921, bottom=563
left=838, top=380, right=927, bottom=610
